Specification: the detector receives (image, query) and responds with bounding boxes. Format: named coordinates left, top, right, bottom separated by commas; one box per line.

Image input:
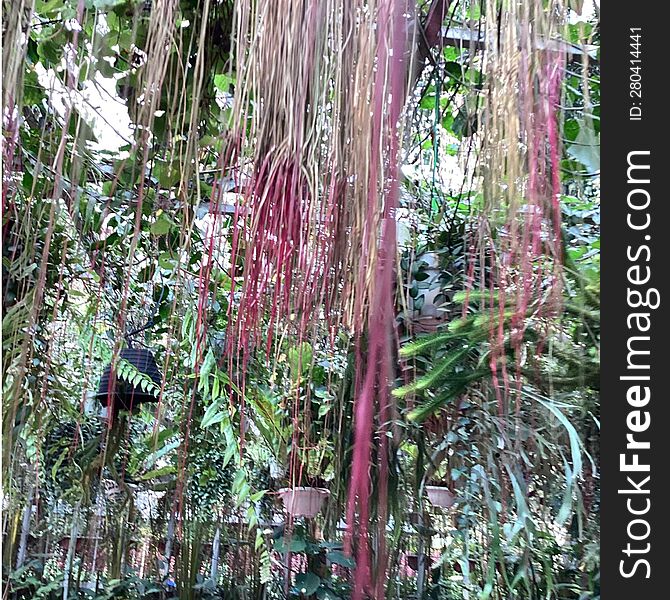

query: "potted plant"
left=276, top=343, right=338, bottom=519
left=95, top=346, right=162, bottom=415
left=272, top=525, right=354, bottom=597
left=277, top=486, right=330, bottom=519
left=402, top=249, right=450, bottom=333
left=425, top=484, right=456, bottom=509
left=277, top=455, right=331, bottom=519
left=422, top=446, right=457, bottom=509
left=276, top=441, right=333, bottom=518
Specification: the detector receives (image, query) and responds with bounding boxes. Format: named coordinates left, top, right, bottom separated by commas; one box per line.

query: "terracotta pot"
left=278, top=487, right=329, bottom=518
left=425, top=485, right=456, bottom=509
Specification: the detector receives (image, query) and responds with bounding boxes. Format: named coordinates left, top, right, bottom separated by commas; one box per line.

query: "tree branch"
left=409, top=0, right=451, bottom=90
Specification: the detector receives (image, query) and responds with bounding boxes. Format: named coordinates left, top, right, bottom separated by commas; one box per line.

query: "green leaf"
left=151, top=212, right=175, bottom=236
left=288, top=342, right=313, bottom=380
left=327, top=550, right=355, bottom=568
left=154, top=162, right=181, bottom=189
left=419, top=93, right=438, bottom=110
left=101, top=180, right=115, bottom=197
left=444, top=61, right=462, bottom=80
left=566, top=119, right=600, bottom=174
left=294, top=572, right=321, bottom=596
left=504, top=465, right=532, bottom=538
left=87, top=0, right=124, bottom=8
left=564, top=119, right=580, bottom=142
left=393, top=348, right=469, bottom=397
left=51, top=448, right=69, bottom=481
left=251, top=490, right=266, bottom=502
left=275, top=536, right=307, bottom=554
left=143, top=439, right=180, bottom=470
left=158, top=252, right=176, bottom=271
left=406, top=372, right=487, bottom=422
left=399, top=331, right=463, bottom=357
left=222, top=443, right=237, bottom=468
left=199, top=348, right=216, bottom=393
left=524, top=389, right=584, bottom=489
left=214, top=73, right=235, bottom=92
left=201, top=401, right=225, bottom=428
left=37, top=39, right=62, bottom=65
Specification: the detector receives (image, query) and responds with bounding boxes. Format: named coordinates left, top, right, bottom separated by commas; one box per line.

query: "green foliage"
left=273, top=526, right=352, bottom=600
left=3, top=0, right=599, bottom=597
left=116, top=358, right=161, bottom=397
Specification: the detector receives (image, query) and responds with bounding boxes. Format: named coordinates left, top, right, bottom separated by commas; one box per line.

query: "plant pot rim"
left=425, top=485, right=456, bottom=508
left=278, top=486, right=330, bottom=494
left=277, top=487, right=330, bottom=518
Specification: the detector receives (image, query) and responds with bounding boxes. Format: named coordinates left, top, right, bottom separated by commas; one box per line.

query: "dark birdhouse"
left=96, top=347, right=162, bottom=413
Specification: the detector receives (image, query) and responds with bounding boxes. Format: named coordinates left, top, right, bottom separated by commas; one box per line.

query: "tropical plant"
left=2, top=0, right=599, bottom=598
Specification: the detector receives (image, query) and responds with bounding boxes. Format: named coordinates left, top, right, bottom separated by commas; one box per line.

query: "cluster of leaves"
left=4, top=559, right=166, bottom=599
left=3, top=0, right=601, bottom=598
left=562, top=21, right=600, bottom=178
left=394, top=135, right=599, bottom=599
left=272, top=525, right=353, bottom=600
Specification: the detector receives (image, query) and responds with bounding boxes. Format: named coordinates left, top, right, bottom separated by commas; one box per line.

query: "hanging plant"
left=425, top=485, right=456, bottom=509
left=277, top=486, right=330, bottom=519
left=96, top=347, right=162, bottom=414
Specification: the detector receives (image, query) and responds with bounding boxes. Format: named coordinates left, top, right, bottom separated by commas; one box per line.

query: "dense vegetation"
left=2, top=1, right=599, bottom=599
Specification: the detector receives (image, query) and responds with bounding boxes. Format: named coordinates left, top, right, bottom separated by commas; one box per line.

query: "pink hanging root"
left=480, top=49, right=565, bottom=419
left=345, top=2, right=409, bottom=599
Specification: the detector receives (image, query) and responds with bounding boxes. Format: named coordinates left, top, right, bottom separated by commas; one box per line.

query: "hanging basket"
left=425, top=485, right=456, bottom=509
left=96, top=347, right=162, bottom=412
left=277, top=487, right=329, bottom=518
